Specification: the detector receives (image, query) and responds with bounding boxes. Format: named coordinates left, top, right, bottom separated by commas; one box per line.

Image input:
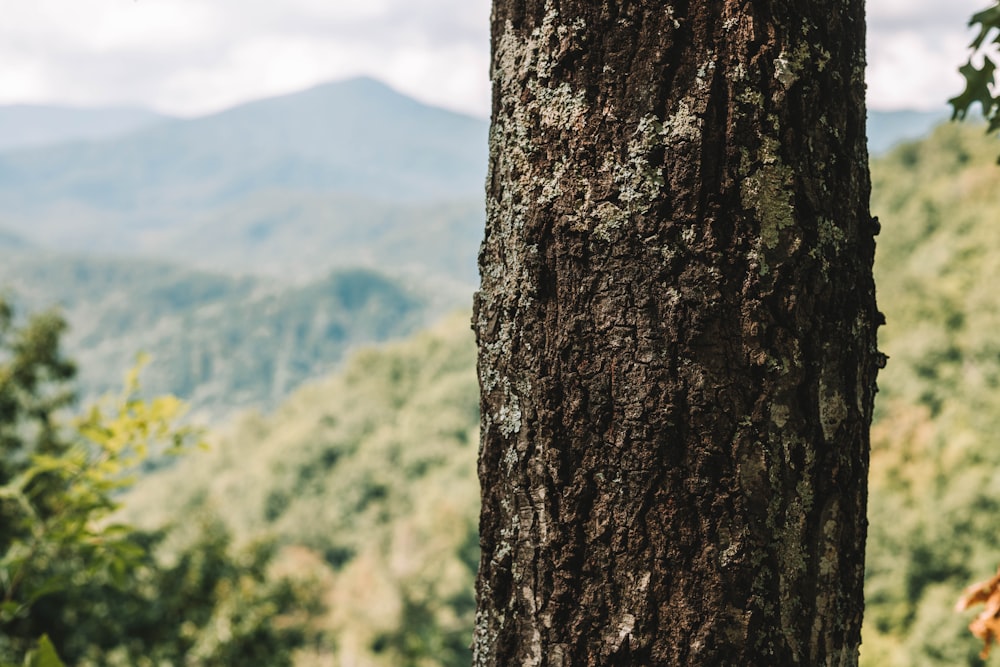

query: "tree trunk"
left=473, top=0, right=880, bottom=665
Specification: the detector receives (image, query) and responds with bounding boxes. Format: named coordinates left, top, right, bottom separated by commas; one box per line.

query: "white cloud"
left=865, top=0, right=986, bottom=110
left=143, top=7, right=491, bottom=117
left=866, top=29, right=972, bottom=111
left=0, top=50, right=49, bottom=101
left=867, top=0, right=985, bottom=30
left=0, top=0, right=221, bottom=53
left=276, top=0, right=395, bottom=21
left=380, top=42, right=490, bottom=116
left=0, top=0, right=491, bottom=116
left=86, top=2, right=222, bottom=52
left=0, top=0, right=990, bottom=116
left=153, top=35, right=351, bottom=114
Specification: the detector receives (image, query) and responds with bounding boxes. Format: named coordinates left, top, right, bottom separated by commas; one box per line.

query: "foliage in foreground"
left=956, top=567, right=1000, bottom=660
left=0, top=301, right=319, bottom=666
left=125, top=312, right=480, bottom=667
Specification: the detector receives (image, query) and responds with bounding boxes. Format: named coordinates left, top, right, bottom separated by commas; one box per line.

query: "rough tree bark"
left=473, top=0, right=881, bottom=664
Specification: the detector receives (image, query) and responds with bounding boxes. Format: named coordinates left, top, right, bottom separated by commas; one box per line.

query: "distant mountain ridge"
left=0, top=77, right=486, bottom=418
left=0, top=83, right=952, bottom=422
left=867, top=108, right=950, bottom=155
left=0, top=248, right=429, bottom=418
left=0, top=85, right=945, bottom=289
left=0, top=105, right=168, bottom=151
left=0, top=78, right=487, bottom=269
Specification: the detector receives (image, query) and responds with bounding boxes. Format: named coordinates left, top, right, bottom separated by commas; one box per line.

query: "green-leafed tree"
left=122, top=313, right=482, bottom=667
left=862, top=123, right=1000, bottom=666
left=948, top=0, right=1000, bottom=657
left=0, top=299, right=317, bottom=666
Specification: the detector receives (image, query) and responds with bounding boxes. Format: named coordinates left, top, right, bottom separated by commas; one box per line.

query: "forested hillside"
left=0, top=79, right=487, bottom=417
left=863, top=122, right=1000, bottom=665
left=112, top=121, right=1000, bottom=666
left=125, top=313, right=479, bottom=667
left=0, top=253, right=428, bottom=418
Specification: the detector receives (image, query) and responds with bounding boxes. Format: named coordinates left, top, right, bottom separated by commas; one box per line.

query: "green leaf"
left=23, top=635, right=64, bottom=667
left=952, top=2, right=1000, bottom=149
left=949, top=57, right=997, bottom=120
left=25, top=575, right=72, bottom=606
left=0, top=600, right=24, bottom=623
left=969, top=5, right=1000, bottom=50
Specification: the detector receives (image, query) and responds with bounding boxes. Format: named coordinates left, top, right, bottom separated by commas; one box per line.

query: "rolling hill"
left=0, top=78, right=488, bottom=277
left=132, top=191, right=483, bottom=287
left=0, top=77, right=489, bottom=416
left=118, top=120, right=1000, bottom=667
left=0, top=105, right=168, bottom=151
left=0, top=251, right=429, bottom=418
left=0, top=93, right=945, bottom=290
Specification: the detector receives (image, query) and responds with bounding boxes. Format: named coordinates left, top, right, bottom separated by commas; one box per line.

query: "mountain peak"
left=224, top=75, right=465, bottom=122
left=0, top=71, right=488, bottom=253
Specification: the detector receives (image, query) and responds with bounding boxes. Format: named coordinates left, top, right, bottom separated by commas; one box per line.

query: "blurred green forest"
left=0, top=258, right=429, bottom=420
left=124, top=313, right=479, bottom=667
left=862, top=122, right=1000, bottom=664
left=7, top=118, right=1000, bottom=664
left=0, top=303, right=315, bottom=667
left=126, top=121, right=1000, bottom=666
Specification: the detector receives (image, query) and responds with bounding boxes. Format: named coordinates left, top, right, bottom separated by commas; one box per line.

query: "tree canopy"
left=0, top=299, right=315, bottom=666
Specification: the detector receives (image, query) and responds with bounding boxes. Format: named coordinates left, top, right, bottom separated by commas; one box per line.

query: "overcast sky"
left=0, top=0, right=990, bottom=118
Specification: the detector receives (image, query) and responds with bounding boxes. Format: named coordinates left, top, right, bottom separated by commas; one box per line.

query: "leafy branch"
left=0, top=354, right=204, bottom=664
left=950, top=2, right=1000, bottom=134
